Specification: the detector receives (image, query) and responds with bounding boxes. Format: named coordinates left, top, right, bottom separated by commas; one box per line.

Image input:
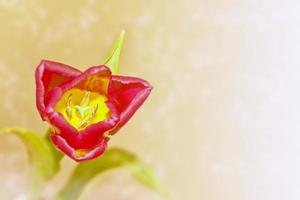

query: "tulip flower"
left=35, top=34, right=152, bottom=161
left=35, top=60, right=152, bottom=161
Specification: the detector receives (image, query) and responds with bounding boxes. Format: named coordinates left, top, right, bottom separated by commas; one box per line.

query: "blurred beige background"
left=0, top=0, right=300, bottom=199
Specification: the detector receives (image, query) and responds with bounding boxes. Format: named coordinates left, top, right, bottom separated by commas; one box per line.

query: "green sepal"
left=55, top=148, right=168, bottom=200
left=103, top=30, right=125, bottom=74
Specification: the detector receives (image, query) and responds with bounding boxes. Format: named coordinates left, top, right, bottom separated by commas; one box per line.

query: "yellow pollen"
left=75, top=149, right=89, bottom=157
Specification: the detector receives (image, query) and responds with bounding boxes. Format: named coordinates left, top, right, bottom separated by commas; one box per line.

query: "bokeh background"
left=0, top=0, right=300, bottom=199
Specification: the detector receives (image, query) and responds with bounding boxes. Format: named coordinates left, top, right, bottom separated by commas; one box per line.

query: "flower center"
left=54, top=88, right=110, bottom=131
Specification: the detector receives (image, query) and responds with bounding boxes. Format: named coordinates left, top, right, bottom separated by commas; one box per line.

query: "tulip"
left=35, top=60, right=152, bottom=161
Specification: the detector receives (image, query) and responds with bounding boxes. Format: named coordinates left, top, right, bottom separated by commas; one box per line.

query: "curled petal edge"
left=36, top=60, right=81, bottom=119
left=109, top=75, right=153, bottom=134
left=51, top=134, right=109, bottom=161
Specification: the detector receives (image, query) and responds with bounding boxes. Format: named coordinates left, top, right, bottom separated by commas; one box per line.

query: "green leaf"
left=103, top=30, right=125, bottom=74
left=1, top=127, right=62, bottom=198
left=127, top=162, right=169, bottom=198
left=56, top=148, right=167, bottom=200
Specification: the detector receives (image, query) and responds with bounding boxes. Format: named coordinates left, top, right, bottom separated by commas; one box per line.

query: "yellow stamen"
left=66, top=106, right=72, bottom=119
left=67, top=93, right=72, bottom=106
left=90, top=104, right=98, bottom=118
left=66, top=93, right=73, bottom=119
left=80, top=91, right=91, bottom=106
left=77, top=120, right=88, bottom=129
left=54, top=88, right=111, bottom=131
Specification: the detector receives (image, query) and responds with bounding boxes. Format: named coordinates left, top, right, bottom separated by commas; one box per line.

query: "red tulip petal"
left=59, top=66, right=111, bottom=95
left=109, top=75, right=153, bottom=134
left=51, top=133, right=109, bottom=161
left=36, top=60, right=81, bottom=119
